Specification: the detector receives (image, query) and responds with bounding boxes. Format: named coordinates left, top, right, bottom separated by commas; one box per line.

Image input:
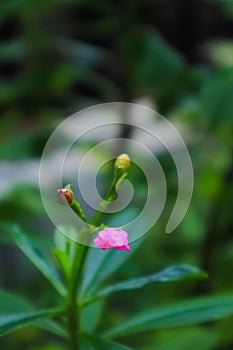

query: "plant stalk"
left=90, top=177, right=118, bottom=225
left=66, top=179, right=117, bottom=349
left=66, top=201, right=88, bottom=350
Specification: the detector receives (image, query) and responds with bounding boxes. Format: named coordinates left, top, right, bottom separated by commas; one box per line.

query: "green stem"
left=70, top=200, right=88, bottom=222
left=67, top=243, right=88, bottom=350
left=91, top=177, right=118, bottom=226
left=67, top=201, right=88, bottom=349
left=66, top=177, right=118, bottom=349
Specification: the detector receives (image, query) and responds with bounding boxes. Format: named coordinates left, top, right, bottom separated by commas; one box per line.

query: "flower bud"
left=114, top=153, right=130, bottom=178
left=57, top=188, right=74, bottom=205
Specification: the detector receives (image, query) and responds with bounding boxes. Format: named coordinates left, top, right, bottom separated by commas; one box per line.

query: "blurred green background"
left=0, top=0, right=233, bottom=349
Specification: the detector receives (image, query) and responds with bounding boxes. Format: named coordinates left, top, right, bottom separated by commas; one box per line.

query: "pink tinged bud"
left=57, top=188, right=74, bottom=205
left=94, top=228, right=131, bottom=252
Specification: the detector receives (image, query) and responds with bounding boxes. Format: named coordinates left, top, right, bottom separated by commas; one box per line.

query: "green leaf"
left=52, top=248, right=70, bottom=282
left=120, top=29, right=186, bottom=109
left=0, top=308, right=62, bottom=336
left=39, top=318, right=67, bottom=338
left=80, top=300, right=104, bottom=333
left=86, top=265, right=207, bottom=303
left=79, top=209, right=142, bottom=299
left=200, top=67, right=233, bottom=127
left=0, top=0, right=19, bottom=21
left=0, top=290, right=31, bottom=314
left=54, top=227, right=68, bottom=251
left=140, top=328, right=217, bottom=350
left=0, top=290, right=66, bottom=338
left=2, top=223, right=65, bottom=296
left=53, top=226, right=77, bottom=262
left=54, top=38, right=107, bottom=67
left=0, top=39, right=25, bottom=62
left=79, top=339, right=95, bottom=350
left=80, top=333, right=133, bottom=350
left=104, top=294, right=233, bottom=338
left=204, top=40, right=233, bottom=67
left=28, top=345, right=66, bottom=350
left=80, top=238, right=142, bottom=299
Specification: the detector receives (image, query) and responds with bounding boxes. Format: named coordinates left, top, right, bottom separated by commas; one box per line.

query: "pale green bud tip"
left=114, top=153, right=130, bottom=174
left=57, top=188, right=74, bottom=205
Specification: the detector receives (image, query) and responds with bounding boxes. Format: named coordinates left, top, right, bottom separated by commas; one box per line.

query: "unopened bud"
left=57, top=188, right=74, bottom=205
left=114, top=153, right=130, bottom=178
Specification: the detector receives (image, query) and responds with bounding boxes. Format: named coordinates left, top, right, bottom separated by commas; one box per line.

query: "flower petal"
left=94, top=228, right=130, bottom=252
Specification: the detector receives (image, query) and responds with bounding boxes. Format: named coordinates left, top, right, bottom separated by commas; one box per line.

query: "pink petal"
left=94, top=227, right=130, bottom=252
left=116, top=244, right=131, bottom=252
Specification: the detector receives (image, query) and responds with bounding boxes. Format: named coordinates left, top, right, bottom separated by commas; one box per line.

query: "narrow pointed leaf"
left=0, top=308, right=62, bottom=336
left=53, top=226, right=77, bottom=263
left=52, top=248, right=70, bottom=282
left=80, top=240, right=141, bottom=299
left=88, top=265, right=206, bottom=302
left=39, top=319, right=67, bottom=338
left=80, top=333, right=133, bottom=350
left=80, top=301, right=104, bottom=333
left=0, top=290, right=66, bottom=338
left=140, top=328, right=217, bottom=350
left=104, top=294, right=233, bottom=338
left=2, top=224, right=65, bottom=296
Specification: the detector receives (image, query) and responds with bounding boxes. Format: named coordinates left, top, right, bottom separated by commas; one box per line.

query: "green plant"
left=1, top=153, right=233, bottom=350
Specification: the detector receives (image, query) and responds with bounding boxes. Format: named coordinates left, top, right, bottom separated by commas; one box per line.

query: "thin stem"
left=91, top=177, right=118, bottom=226
left=66, top=176, right=119, bottom=349
left=67, top=243, right=88, bottom=350
left=67, top=202, right=88, bottom=349
left=70, top=200, right=88, bottom=222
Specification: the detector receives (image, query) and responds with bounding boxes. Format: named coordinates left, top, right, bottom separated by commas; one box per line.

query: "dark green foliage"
left=0, top=0, right=233, bottom=349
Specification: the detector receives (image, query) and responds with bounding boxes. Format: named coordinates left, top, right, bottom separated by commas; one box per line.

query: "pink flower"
left=94, top=228, right=130, bottom=252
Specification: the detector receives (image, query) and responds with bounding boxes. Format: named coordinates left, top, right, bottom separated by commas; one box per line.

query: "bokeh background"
left=0, top=0, right=233, bottom=349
